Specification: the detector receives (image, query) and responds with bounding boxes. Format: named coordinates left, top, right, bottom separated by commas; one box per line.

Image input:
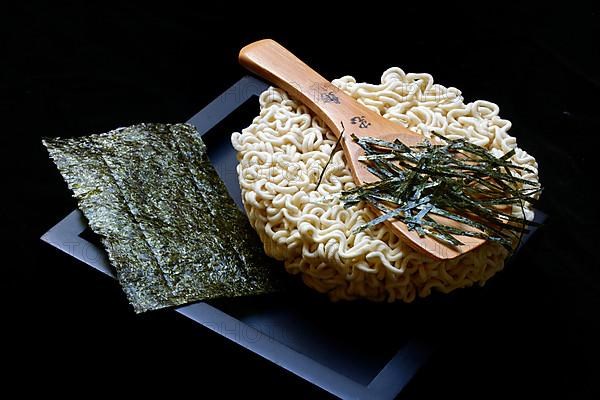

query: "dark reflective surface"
left=5, top=5, right=599, bottom=399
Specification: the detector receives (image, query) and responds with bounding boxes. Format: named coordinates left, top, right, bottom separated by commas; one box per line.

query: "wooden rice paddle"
left=239, top=39, right=488, bottom=260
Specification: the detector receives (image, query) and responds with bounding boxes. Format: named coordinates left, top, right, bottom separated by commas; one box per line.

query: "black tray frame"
left=42, top=76, right=544, bottom=399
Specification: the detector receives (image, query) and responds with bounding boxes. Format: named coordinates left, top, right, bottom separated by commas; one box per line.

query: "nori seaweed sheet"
left=44, top=123, right=282, bottom=313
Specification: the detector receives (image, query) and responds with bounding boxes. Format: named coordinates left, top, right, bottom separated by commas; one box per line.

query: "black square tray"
left=42, top=76, right=545, bottom=399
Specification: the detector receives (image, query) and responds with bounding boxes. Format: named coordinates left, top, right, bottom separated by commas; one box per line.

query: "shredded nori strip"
left=44, top=123, right=283, bottom=313
left=340, top=132, right=542, bottom=252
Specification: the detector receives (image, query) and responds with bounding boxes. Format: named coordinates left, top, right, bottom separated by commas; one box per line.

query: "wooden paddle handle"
left=239, top=39, right=351, bottom=137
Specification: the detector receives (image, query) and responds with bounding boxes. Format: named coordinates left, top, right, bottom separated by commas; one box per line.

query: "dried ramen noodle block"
left=232, top=67, right=540, bottom=302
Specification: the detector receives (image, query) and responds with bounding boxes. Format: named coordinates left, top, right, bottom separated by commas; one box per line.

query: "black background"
left=3, top=4, right=599, bottom=398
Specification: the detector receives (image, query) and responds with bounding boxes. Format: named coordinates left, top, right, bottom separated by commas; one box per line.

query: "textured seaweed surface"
left=44, top=123, right=282, bottom=312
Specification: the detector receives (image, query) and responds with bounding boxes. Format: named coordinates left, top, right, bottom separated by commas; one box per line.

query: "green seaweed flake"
left=340, top=133, right=542, bottom=252
left=44, top=123, right=283, bottom=313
